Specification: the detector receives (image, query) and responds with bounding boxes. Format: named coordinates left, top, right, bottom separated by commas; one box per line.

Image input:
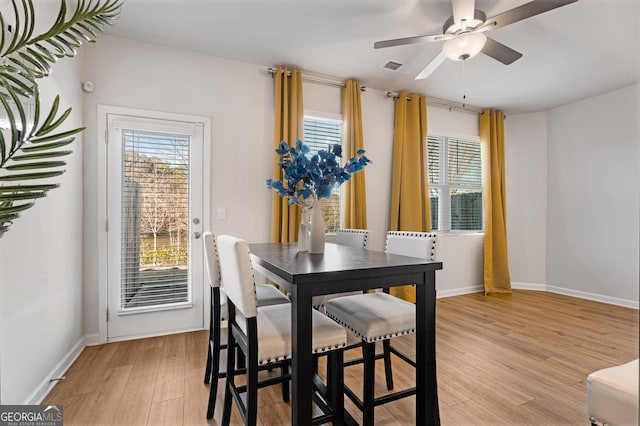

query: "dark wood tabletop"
left=250, top=242, right=442, bottom=293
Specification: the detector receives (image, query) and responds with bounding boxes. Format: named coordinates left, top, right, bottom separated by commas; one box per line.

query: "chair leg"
left=246, top=356, right=258, bottom=425
left=382, top=339, right=394, bottom=390
left=245, top=320, right=259, bottom=426
left=362, top=341, right=376, bottom=426
left=329, top=350, right=345, bottom=426
left=280, top=360, right=290, bottom=402
left=204, top=288, right=215, bottom=384
left=206, top=334, right=221, bottom=419
left=221, top=328, right=236, bottom=426
left=204, top=339, right=213, bottom=384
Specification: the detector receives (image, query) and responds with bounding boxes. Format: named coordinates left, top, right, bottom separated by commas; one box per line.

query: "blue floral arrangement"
left=266, top=139, right=370, bottom=208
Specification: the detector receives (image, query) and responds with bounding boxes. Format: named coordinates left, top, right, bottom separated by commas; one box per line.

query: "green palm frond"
left=0, top=0, right=122, bottom=238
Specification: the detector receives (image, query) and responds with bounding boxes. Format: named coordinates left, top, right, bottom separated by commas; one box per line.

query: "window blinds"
left=447, top=138, right=481, bottom=187
left=120, top=129, right=191, bottom=309
left=303, top=116, right=342, bottom=233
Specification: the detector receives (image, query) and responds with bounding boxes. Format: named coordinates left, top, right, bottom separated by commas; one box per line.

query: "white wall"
left=546, top=84, right=639, bottom=305
left=505, top=112, right=548, bottom=287
left=0, top=58, right=85, bottom=403
left=434, top=233, right=484, bottom=296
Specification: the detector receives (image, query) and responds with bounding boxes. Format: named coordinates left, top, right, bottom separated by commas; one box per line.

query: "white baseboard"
left=511, top=282, right=547, bottom=291
left=437, top=285, right=483, bottom=298
left=103, top=326, right=205, bottom=344
left=439, top=282, right=639, bottom=310
left=22, top=337, right=85, bottom=405
left=546, top=285, right=639, bottom=310
left=84, top=333, right=100, bottom=346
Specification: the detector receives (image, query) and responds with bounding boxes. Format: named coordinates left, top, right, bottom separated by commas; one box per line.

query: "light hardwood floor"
left=44, top=291, right=639, bottom=425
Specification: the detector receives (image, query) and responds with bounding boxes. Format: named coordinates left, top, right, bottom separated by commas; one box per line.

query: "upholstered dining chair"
left=312, top=228, right=370, bottom=312
left=335, top=228, right=369, bottom=248
left=202, top=232, right=290, bottom=419
left=324, top=231, right=437, bottom=425
left=217, top=234, right=348, bottom=426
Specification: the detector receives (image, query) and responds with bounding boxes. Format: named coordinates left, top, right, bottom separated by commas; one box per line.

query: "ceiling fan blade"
left=415, top=51, right=447, bottom=80
left=452, top=0, right=476, bottom=25
left=374, top=33, right=449, bottom=49
left=478, top=0, right=578, bottom=32
left=481, top=37, right=523, bottom=65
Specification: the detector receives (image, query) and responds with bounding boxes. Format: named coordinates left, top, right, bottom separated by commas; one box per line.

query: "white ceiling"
left=107, top=0, right=639, bottom=113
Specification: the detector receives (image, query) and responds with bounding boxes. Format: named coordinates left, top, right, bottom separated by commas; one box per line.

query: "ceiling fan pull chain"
left=462, top=60, right=467, bottom=107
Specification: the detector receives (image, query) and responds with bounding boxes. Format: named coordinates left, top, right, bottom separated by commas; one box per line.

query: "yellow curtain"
left=270, top=67, right=304, bottom=243
left=341, top=80, right=367, bottom=229
left=389, top=91, right=431, bottom=302
left=480, top=109, right=512, bottom=294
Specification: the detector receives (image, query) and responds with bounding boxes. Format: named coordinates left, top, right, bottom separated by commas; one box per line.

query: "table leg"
left=291, top=284, right=313, bottom=425
left=416, top=271, right=440, bottom=425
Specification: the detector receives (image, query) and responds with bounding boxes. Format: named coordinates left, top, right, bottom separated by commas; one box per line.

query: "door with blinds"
left=106, top=112, right=206, bottom=340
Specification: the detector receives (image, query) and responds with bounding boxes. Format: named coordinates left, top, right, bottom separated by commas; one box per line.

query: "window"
left=121, top=129, right=190, bottom=308
left=303, top=115, right=342, bottom=233
left=428, top=135, right=483, bottom=231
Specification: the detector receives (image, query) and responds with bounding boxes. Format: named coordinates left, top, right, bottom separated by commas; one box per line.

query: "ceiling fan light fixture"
left=443, top=32, right=487, bottom=61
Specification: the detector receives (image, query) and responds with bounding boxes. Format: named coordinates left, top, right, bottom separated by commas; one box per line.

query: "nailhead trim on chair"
left=244, top=245, right=259, bottom=310
left=257, top=342, right=347, bottom=366
left=385, top=231, right=437, bottom=260
left=325, top=311, right=416, bottom=344
left=338, top=228, right=369, bottom=248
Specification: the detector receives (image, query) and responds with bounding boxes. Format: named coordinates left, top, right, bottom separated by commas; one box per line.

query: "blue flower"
left=267, top=139, right=371, bottom=208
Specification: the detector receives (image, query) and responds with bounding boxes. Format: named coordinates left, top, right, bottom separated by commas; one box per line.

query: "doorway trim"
left=97, top=105, right=211, bottom=344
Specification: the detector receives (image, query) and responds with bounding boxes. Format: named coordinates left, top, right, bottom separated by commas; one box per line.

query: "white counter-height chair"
left=217, top=235, right=348, bottom=426
left=325, top=231, right=437, bottom=425
left=312, top=229, right=370, bottom=312
left=202, top=232, right=290, bottom=419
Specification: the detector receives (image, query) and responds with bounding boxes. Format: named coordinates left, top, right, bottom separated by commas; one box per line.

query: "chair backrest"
left=217, top=235, right=258, bottom=318
left=385, top=231, right=437, bottom=260
left=203, top=231, right=221, bottom=288
left=336, top=229, right=370, bottom=249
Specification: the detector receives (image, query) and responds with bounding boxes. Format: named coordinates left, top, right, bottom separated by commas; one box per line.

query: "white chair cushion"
left=587, top=358, right=639, bottom=426
left=236, top=304, right=347, bottom=365
left=325, top=292, right=416, bottom=343
left=256, top=284, right=290, bottom=306
left=312, top=292, right=362, bottom=313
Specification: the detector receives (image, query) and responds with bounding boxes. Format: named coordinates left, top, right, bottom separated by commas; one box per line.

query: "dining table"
left=249, top=242, right=443, bottom=425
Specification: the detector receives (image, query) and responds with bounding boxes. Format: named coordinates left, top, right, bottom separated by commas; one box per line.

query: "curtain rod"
left=268, top=67, right=366, bottom=92
left=385, top=91, right=482, bottom=115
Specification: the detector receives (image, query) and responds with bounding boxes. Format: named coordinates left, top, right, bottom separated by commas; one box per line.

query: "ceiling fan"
left=374, top=0, right=578, bottom=80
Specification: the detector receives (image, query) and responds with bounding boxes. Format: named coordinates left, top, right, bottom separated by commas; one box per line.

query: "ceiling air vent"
left=383, top=61, right=403, bottom=71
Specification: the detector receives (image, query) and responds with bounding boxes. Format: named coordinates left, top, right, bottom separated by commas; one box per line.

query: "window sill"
left=432, top=231, right=484, bottom=235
